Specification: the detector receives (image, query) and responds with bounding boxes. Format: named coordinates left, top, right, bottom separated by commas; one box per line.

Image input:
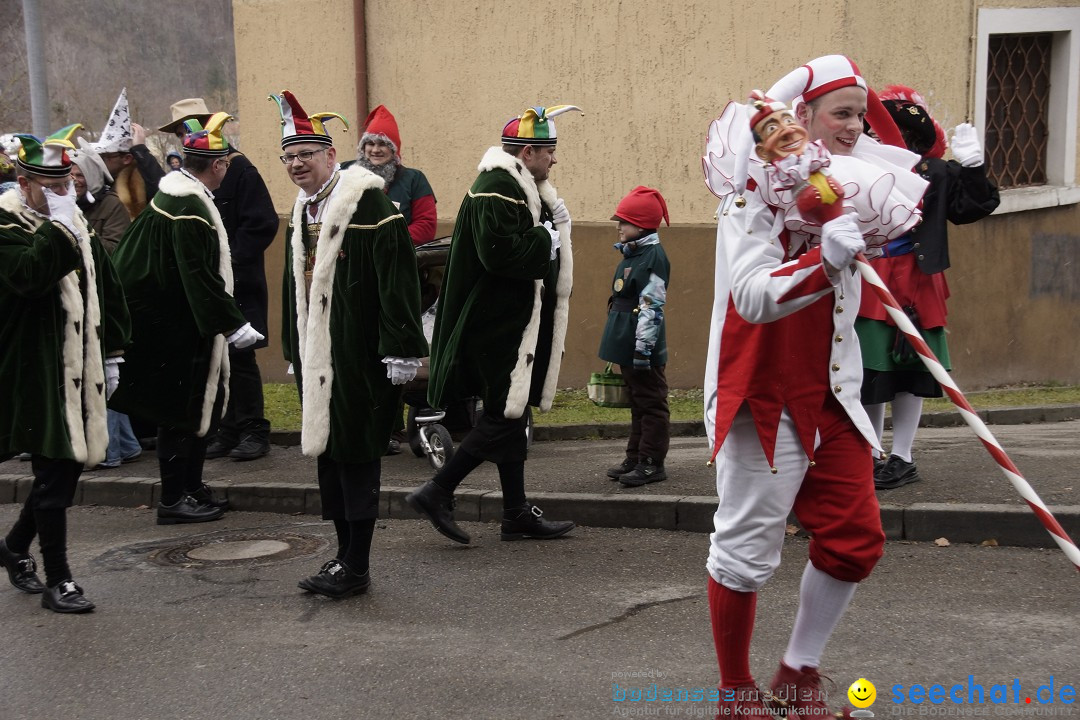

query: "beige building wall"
left=235, top=0, right=1080, bottom=389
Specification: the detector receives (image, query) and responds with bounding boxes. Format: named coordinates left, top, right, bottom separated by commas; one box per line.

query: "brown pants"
left=620, top=363, right=670, bottom=463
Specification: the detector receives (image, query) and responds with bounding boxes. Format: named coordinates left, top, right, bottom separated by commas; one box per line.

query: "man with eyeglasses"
left=0, top=125, right=131, bottom=613
left=271, top=90, right=427, bottom=599
left=160, top=98, right=280, bottom=463
left=110, top=113, right=262, bottom=526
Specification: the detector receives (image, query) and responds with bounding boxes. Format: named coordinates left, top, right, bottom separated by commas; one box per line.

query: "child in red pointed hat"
left=599, top=186, right=672, bottom=488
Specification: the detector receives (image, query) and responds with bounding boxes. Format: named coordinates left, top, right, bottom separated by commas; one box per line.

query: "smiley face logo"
left=848, top=678, right=876, bottom=708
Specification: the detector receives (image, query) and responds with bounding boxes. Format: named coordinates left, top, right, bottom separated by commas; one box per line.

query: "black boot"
left=606, top=456, right=637, bottom=481
left=298, top=559, right=370, bottom=598
left=157, top=495, right=226, bottom=525
left=501, top=503, right=575, bottom=541
left=406, top=481, right=470, bottom=544
left=618, top=457, right=667, bottom=487
left=0, top=538, right=45, bottom=594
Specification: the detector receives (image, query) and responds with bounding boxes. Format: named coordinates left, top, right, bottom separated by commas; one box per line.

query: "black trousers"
left=5, top=457, right=83, bottom=586
left=619, top=363, right=670, bottom=463
left=157, top=386, right=224, bottom=503
left=458, top=409, right=530, bottom=464
left=217, top=348, right=269, bottom=443
left=317, top=455, right=381, bottom=521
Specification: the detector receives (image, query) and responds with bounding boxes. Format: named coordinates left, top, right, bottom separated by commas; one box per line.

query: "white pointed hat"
left=93, top=88, right=134, bottom=153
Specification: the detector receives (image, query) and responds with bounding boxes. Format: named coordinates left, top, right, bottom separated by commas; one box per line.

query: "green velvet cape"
left=110, top=171, right=245, bottom=435
left=282, top=166, right=428, bottom=463
left=0, top=188, right=130, bottom=464
left=427, top=147, right=573, bottom=419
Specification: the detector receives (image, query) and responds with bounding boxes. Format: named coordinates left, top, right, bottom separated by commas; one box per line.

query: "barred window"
left=985, top=33, right=1051, bottom=189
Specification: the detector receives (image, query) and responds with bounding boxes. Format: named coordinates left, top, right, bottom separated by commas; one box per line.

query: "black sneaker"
left=606, top=457, right=637, bottom=481
left=298, top=559, right=370, bottom=598
left=0, top=539, right=45, bottom=594
left=227, top=435, right=269, bottom=461
left=619, top=457, right=668, bottom=487
left=875, top=454, right=922, bottom=490
left=204, top=437, right=235, bottom=459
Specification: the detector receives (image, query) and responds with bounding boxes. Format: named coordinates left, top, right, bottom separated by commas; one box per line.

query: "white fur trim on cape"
left=475, top=147, right=573, bottom=417
left=157, top=171, right=234, bottom=437
left=289, top=165, right=386, bottom=457
left=0, top=191, right=108, bottom=464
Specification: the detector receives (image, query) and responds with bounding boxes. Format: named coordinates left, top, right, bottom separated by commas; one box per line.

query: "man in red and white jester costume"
left=701, top=55, right=928, bottom=717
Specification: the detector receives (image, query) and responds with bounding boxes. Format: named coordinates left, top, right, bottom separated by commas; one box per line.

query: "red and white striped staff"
left=855, top=253, right=1080, bottom=570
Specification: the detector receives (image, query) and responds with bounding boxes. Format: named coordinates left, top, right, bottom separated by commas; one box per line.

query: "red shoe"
left=717, top=684, right=775, bottom=718
left=769, top=662, right=850, bottom=720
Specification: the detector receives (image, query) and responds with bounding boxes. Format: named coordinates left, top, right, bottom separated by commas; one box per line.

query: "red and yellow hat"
left=268, top=90, right=349, bottom=149
left=501, top=104, right=583, bottom=147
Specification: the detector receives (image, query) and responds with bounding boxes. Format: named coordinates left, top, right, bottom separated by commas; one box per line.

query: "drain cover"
left=94, top=524, right=329, bottom=572
left=153, top=530, right=325, bottom=569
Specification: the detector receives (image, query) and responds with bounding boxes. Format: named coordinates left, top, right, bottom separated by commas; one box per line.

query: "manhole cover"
left=186, top=539, right=292, bottom=561
left=94, top=524, right=330, bottom=572
left=153, top=530, right=324, bottom=569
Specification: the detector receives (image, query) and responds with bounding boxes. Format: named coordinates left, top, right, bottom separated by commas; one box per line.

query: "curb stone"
left=4, top=473, right=1075, bottom=551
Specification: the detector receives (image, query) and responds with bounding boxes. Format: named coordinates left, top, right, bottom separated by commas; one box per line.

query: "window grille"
left=984, top=33, right=1051, bottom=189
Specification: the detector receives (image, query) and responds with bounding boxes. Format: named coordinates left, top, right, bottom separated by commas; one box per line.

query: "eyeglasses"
left=279, top=148, right=326, bottom=165
left=30, top=178, right=73, bottom=193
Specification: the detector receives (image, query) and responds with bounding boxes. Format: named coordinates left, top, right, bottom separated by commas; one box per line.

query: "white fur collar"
left=289, top=164, right=387, bottom=456
left=477, top=146, right=559, bottom=224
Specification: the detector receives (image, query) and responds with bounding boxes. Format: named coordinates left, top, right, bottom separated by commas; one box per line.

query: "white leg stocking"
left=783, top=561, right=858, bottom=670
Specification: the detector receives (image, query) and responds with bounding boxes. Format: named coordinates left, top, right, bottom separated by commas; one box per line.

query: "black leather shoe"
left=875, top=455, right=921, bottom=490
left=41, top=579, right=95, bottom=613
left=606, top=456, right=637, bottom=481
left=227, top=435, right=269, bottom=461
left=385, top=439, right=401, bottom=456
left=191, top=483, right=230, bottom=511
left=0, top=539, right=45, bottom=594
left=157, top=495, right=226, bottom=525
left=619, top=457, right=668, bottom=487
left=298, top=559, right=371, bottom=598
left=501, top=503, right=575, bottom=541
left=204, top=437, right=235, bottom=459
left=405, top=481, right=470, bottom=544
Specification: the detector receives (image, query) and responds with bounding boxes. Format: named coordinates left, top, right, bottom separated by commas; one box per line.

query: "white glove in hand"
left=383, top=356, right=421, bottom=385
left=951, top=123, right=984, bottom=167
left=551, top=197, right=570, bottom=226
left=44, top=183, right=78, bottom=233
left=227, top=322, right=265, bottom=349
left=545, top=223, right=561, bottom=260
left=820, top=215, right=866, bottom=273
left=104, top=357, right=123, bottom=400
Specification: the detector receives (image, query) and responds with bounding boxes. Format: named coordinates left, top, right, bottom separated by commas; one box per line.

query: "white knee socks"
left=783, top=562, right=857, bottom=670
left=890, top=392, right=923, bottom=463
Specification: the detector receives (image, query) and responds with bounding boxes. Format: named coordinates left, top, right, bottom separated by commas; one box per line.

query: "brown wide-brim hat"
left=158, top=97, right=213, bottom=134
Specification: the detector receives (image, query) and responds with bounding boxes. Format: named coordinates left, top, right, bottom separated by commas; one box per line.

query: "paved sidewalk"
left=2, top=407, right=1078, bottom=550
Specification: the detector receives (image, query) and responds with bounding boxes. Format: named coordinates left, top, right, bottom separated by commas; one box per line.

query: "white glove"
left=544, top=223, right=561, bottom=260
left=43, top=182, right=78, bottom=233
left=950, top=123, right=984, bottom=167
left=227, top=322, right=265, bottom=349
left=104, top=357, right=123, bottom=400
left=820, top=214, right=866, bottom=272
left=551, top=197, right=570, bottom=226
left=383, top=356, right=421, bottom=385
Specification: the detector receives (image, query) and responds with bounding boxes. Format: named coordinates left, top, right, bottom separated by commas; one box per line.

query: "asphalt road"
left=0, top=506, right=1075, bottom=720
